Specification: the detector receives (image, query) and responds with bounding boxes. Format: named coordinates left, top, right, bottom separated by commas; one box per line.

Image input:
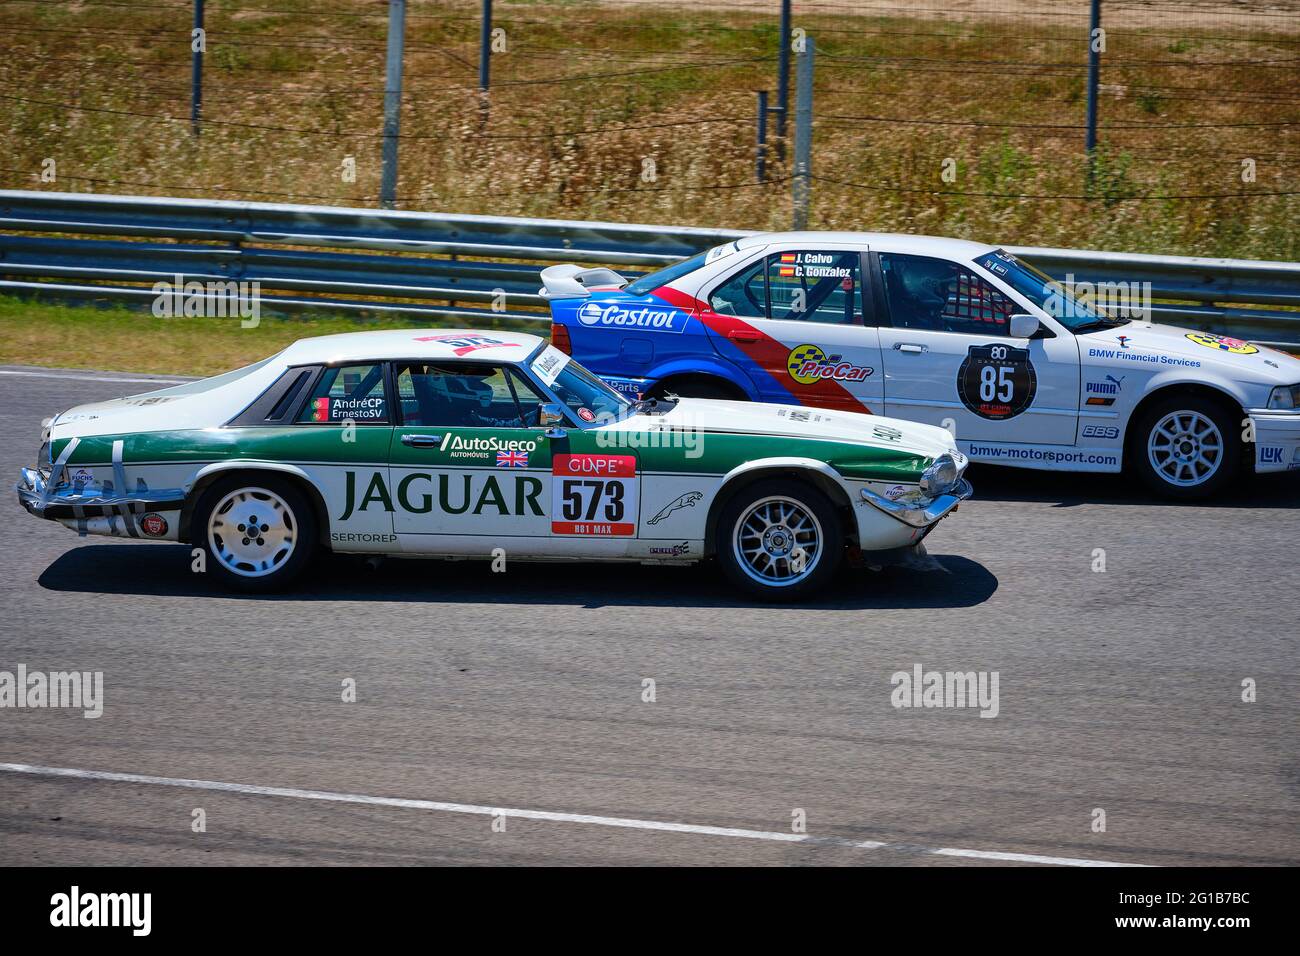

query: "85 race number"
left=551, top=454, right=639, bottom=536
left=956, top=343, right=1037, bottom=420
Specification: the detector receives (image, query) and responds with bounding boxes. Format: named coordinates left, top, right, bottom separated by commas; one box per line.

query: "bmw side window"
left=295, top=363, right=388, bottom=423
left=766, top=251, right=861, bottom=324
left=878, top=253, right=1014, bottom=335
left=708, top=258, right=768, bottom=318
left=396, top=363, right=546, bottom=429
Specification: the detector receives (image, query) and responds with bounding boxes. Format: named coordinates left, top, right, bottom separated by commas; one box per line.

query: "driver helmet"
left=896, top=257, right=954, bottom=304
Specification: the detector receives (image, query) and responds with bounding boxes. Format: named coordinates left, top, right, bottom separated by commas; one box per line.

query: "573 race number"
left=551, top=454, right=639, bottom=536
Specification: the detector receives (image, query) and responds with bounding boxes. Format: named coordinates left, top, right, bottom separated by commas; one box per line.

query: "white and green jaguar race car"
left=17, top=329, right=971, bottom=599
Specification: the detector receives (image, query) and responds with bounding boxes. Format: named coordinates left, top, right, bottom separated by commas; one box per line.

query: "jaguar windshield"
left=977, top=249, right=1132, bottom=333
left=530, top=345, right=632, bottom=424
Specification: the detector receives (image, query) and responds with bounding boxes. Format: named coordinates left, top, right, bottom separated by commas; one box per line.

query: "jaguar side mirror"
left=539, top=403, right=568, bottom=438
left=1009, top=313, right=1041, bottom=338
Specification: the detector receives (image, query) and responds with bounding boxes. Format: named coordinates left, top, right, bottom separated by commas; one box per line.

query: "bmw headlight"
left=1266, top=384, right=1300, bottom=410
left=919, top=454, right=959, bottom=498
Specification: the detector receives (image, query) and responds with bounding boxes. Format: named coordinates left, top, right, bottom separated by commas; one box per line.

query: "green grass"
left=0, top=295, right=544, bottom=376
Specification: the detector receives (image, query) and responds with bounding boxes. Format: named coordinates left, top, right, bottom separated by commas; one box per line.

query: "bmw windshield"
left=977, top=249, right=1130, bottom=334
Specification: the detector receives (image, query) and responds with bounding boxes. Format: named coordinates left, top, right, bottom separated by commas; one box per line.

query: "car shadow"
left=37, top=545, right=998, bottom=610
left=968, top=463, right=1300, bottom=509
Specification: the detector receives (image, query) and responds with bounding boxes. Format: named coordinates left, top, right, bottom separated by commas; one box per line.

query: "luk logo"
left=787, top=344, right=873, bottom=385
left=1259, top=445, right=1284, bottom=464
left=50, top=886, right=151, bottom=936
left=576, top=301, right=686, bottom=332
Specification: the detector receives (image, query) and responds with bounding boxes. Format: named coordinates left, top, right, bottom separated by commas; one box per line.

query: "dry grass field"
left=1, top=0, right=1295, bottom=257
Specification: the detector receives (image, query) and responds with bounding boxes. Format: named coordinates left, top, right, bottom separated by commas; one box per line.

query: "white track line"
left=0, top=369, right=192, bottom=384
left=0, top=762, right=1146, bottom=867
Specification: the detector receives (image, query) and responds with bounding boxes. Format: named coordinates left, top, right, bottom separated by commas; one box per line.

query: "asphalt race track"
left=1, top=366, right=1296, bottom=866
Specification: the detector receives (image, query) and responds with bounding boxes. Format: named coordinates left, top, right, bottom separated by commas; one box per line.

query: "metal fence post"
left=190, top=0, right=204, bottom=136
left=1085, top=0, right=1101, bottom=175
left=792, top=37, right=813, bottom=230
left=380, top=0, right=407, bottom=209
left=775, top=0, right=791, bottom=160
left=480, top=0, right=493, bottom=92
left=756, top=90, right=769, bottom=183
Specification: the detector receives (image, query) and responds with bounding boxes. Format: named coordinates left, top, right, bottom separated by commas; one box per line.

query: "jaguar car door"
left=388, top=360, right=555, bottom=552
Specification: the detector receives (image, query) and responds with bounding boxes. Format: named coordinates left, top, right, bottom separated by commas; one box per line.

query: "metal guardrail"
left=1, top=189, right=1298, bottom=347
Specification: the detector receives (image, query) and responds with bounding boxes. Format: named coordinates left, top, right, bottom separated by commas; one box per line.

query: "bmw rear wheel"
left=715, top=478, right=843, bottom=601
left=194, top=475, right=318, bottom=592
left=1131, top=394, right=1240, bottom=500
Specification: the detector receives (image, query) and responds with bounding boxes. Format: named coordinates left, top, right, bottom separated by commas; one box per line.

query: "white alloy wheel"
left=1146, top=409, right=1224, bottom=488
left=207, top=486, right=298, bottom=578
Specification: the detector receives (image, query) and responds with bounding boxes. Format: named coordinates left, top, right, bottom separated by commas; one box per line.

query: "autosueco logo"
left=50, top=886, right=151, bottom=936
left=442, top=433, right=538, bottom=456
left=890, top=663, right=999, bottom=718
left=576, top=301, right=686, bottom=332
left=0, top=665, right=103, bottom=718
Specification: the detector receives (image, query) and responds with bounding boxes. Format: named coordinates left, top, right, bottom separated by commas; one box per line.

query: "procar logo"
left=787, top=344, right=873, bottom=385
left=576, top=301, right=687, bottom=333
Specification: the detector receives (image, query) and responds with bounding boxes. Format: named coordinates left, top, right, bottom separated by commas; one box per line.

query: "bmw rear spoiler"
left=538, top=264, right=628, bottom=300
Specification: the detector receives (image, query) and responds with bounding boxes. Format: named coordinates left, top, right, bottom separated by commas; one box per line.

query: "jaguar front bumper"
left=859, top=478, right=974, bottom=528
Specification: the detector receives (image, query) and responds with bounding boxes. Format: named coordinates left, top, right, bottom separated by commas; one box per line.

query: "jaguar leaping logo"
left=647, top=491, right=703, bottom=526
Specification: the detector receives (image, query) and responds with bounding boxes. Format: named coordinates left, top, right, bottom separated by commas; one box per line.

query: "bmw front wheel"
left=1131, top=395, right=1240, bottom=500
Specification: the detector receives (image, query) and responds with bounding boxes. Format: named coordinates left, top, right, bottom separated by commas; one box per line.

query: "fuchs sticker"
left=139, top=513, right=168, bottom=537
left=575, top=301, right=688, bottom=333
left=1184, top=332, right=1258, bottom=355
left=787, top=344, right=873, bottom=385
left=412, top=333, right=520, bottom=356
left=957, top=344, right=1037, bottom=420
left=552, top=454, right=639, bottom=536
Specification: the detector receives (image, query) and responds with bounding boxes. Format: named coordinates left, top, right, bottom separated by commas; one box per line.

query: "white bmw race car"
left=17, top=329, right=972, bottom=600
left=544, top=232, right=1300, bottom=499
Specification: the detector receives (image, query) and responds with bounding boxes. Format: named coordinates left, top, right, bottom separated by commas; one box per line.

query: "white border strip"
left=0, top=369, right=192, bottom=384
left=0, top=762, right=1146, bottom=867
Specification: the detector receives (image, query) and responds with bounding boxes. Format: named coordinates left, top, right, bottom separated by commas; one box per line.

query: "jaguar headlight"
left=919, top=453, right=959, bottom=498
left=1266, top=384, right=1300, bottom=410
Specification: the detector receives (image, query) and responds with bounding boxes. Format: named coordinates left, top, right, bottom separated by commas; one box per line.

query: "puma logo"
left=647, top=491, right=703, bottom=525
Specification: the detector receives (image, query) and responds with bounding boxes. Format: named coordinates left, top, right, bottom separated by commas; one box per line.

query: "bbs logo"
left=956, top=344, right=1037, bottom=421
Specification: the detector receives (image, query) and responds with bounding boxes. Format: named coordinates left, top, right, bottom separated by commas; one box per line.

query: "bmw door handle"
left=727, top=329, right=762, bottom=343
left=894, top=343, right=928, bottom=354
left=400, top=434, right=443, bottom=448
